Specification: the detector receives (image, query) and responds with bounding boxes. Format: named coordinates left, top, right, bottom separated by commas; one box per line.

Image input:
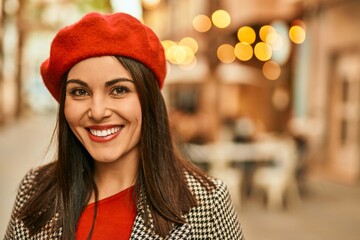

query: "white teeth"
left=89, top=126, right=121, bottom=137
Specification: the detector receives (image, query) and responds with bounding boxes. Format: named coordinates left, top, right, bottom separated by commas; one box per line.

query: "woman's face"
left=64, top=56, right=142, bottom=165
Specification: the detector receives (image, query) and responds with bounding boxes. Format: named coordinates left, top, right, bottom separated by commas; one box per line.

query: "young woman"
left=4, top=12, right=244, bottom=239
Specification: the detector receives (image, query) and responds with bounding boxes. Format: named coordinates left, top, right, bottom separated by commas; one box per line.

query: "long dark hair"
left=17, top=56, right=213, bottom=238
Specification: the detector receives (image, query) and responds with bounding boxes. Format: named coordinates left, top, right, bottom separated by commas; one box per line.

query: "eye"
left=68, top=88, right=89, bottom=97
left=111, top=86, right=130, bottom=95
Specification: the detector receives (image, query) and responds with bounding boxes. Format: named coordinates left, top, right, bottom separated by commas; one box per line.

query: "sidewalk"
left=1, top=113, right=360, bottom=239
left=0, top=112, right=56, bottom=236
left=240, top=176, right=360, bottom=240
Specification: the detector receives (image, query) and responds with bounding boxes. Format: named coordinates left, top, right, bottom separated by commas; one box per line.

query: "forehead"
left=67, top=56, right=133, bottom=82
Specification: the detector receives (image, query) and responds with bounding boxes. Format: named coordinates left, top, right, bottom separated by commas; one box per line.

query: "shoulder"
left=14, top=163, right=55, bottom=210
left=4, top=164, right=59, bottom=240
left=184, top=172, right=244, bottom=239
left=13, top=168, right=41, bottom=212
left=185, top=171, right=229, bottom=203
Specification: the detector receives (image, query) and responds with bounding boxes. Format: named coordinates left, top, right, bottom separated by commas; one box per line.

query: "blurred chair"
left=208, top=155, right=243, bottom=211
left=185, top=143, right=243, bottom=210
left=252, top=136, right=302, bottom=210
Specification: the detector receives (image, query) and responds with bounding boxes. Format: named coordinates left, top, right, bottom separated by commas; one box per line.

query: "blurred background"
left=1, top=0, right=360, bottom=239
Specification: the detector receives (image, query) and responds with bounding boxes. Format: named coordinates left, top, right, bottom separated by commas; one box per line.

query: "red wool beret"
left=41, top=12, right=166, bottom=101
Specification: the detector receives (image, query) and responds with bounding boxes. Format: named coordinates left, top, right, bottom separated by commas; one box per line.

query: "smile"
left=89, top=126, right=122, bottom=137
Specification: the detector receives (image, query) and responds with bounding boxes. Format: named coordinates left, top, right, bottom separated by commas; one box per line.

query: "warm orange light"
left=180, top=45, right=195, bottom=65
left=142, top=0, right=161, bottom=10
left=234, top=42, right=253, bottom=61
left=161, top=40, right=176, bottom=61
left=179, top=37, right=199, bottom=53
left=212, top=10, right=231, bottom=29
left=259, top=25, right=276, bottom=42
left=254, top=42, right=272, bottom=61
left=179, top=57, right=197, bottom=70
left=237, top=26, right=256, bottom=44
left=272, top=87, right=289, bottom=110
left=292, top=19, right=306, bottom=31
left=289, top=26, right=306, bottom=44
left=217, top=44, right=235, bottom=63
left=263, top=61, right=281, bottom=80
left=192, top=14, right=212, bottom=32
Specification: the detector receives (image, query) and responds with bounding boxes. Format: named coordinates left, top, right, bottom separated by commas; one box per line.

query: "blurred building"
left=0, top=0, right=359, bottom=184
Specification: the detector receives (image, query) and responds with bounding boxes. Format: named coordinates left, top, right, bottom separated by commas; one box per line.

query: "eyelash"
left=110, top=86, right=130, bottom=95
left=69, top=88, right=89, bottom=97
left=67, top=86, right=130, bottom=97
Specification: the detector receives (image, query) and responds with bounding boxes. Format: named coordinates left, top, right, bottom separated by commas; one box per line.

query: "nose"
left=87, top=96, right=112, bottom=121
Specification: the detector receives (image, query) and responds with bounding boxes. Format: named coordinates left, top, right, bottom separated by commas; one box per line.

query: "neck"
left=91, top=151, right=139, bottom=203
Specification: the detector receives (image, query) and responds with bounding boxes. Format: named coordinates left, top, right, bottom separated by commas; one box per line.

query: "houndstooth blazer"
left=4, top=169, right=245, bottom=239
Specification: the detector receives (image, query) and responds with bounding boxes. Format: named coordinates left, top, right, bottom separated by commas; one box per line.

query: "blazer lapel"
left=130, top=214, right=191, bottom=239
left=130, top=189, right=192, bottom=239
left=167, top=223, right=191, bottom=239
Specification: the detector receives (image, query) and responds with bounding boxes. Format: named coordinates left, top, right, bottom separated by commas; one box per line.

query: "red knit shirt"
left=76, top=186, right=136, bottom=240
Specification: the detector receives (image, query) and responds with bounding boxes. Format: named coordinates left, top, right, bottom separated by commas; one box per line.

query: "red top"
left=76, top=186, right=136, bottom=240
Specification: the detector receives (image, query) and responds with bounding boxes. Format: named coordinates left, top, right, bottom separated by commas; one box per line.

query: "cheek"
left=64, top=100, right=72, bottom=125
left=64, top=99, right=82, bottom=128
left=123, top=99, right=142, bottom=132
left=121, top=97, right=142, bottom=120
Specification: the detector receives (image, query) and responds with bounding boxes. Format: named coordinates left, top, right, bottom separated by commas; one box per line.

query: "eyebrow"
left=105, top=78, right=134, bottom=87
left=66, top=78, right=134, bottom=87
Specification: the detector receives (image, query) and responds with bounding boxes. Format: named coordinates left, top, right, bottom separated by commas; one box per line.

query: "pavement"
left=1, top=112, right=360, bottom=239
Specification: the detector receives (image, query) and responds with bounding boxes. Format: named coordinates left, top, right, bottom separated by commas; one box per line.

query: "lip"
left=86, top=125, right=123, bottom=143
left=87, top=124, right=120, bottom=130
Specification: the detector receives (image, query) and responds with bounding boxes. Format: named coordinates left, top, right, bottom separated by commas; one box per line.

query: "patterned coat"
left=4, top=169, right=245, bottom=239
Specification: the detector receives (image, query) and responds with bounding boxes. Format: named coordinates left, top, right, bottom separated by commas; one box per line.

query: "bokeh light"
left=271, top=20, right=291, bottom=65
left=161, top=40, right=176, bottom=60
left=217, top=44, right=236, bottom=63
left=162, top=39, right=196, bottom=66
left=179, top=57, right=198, bottom=71
left=179, top=37, right=198, bottom=53
left=192, top=14, right=212, bottom=32
left=173, top=45, right=187, bottom=64
left=254, top=42, right=272, bottom=61
left=179, top=45, right=195, bottom=65
left=259, top=25, right=276, bottom=42
left=142, top=0, right=161, bottom=10
left=234, top=42, right=253, bottom=61
left=262, top=61, right=281, bottom=80
left=292, top=19, right=306, bottom=31
left=272, top=87, right=289, bottom=110
left=266, top=32, right=283, bottom=51
left=289, top=25, right=306, bottom=44
left=211, top=10, right=231, bottom=29
left=166, top=45, right=181, bottom=64
left=237, top=26, right=256, bottom=44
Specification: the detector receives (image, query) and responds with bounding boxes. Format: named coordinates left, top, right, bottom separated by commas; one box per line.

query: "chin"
left=92, top=155, right=119, bottom=163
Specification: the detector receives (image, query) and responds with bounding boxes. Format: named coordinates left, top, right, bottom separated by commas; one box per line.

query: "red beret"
left=41, top=12, right=166, bottom=101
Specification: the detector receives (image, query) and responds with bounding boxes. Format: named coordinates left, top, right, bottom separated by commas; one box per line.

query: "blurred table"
left=185, top=139, right=278, bottom=168
left=184, top=136, right=296, bottom=209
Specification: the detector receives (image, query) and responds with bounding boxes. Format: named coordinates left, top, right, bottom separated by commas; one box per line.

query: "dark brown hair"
left=17, top=56, right=213, bottom=239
